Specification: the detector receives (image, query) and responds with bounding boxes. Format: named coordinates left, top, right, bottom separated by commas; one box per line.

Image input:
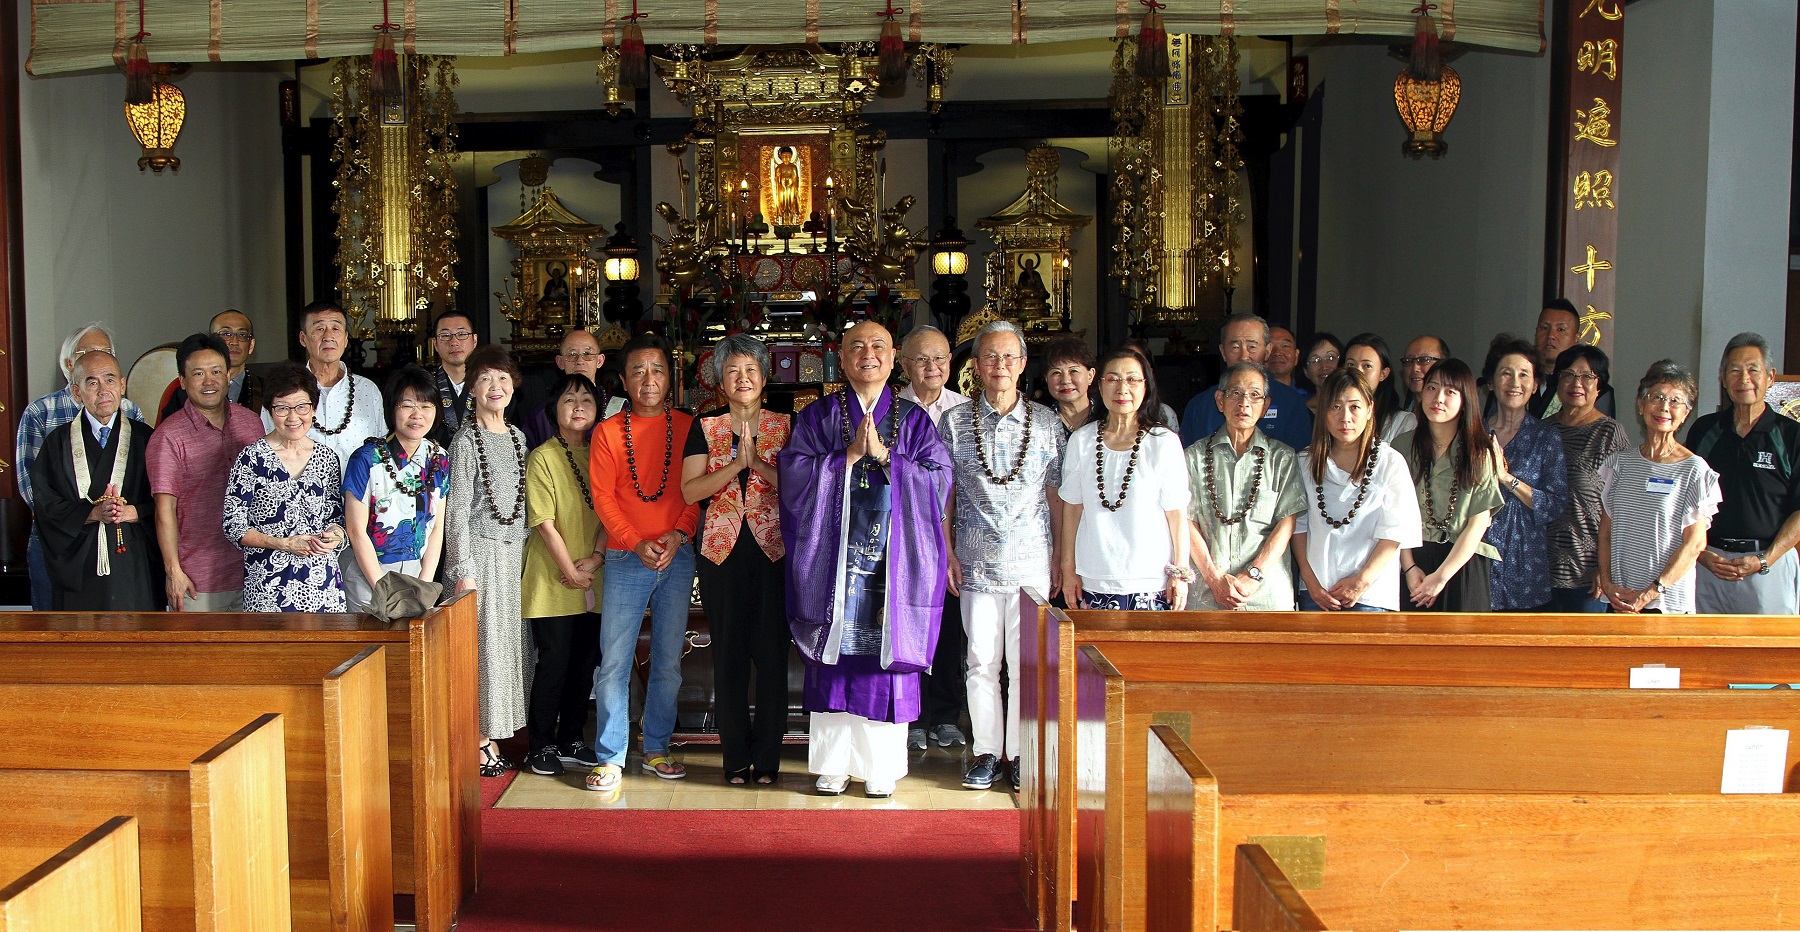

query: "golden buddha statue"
left=770, top=146, right=805, bottom=228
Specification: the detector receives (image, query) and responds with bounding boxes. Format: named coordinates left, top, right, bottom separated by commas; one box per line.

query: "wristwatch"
left=1507, top=476, right=1522, bottom=494
left=1246, top=566, right=1264, bottom=582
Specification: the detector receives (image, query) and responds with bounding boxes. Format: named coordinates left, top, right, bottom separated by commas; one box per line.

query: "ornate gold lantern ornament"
left=1394, top=2, right=1461, bottom=159
left=125, top=79, right=185, bottom=173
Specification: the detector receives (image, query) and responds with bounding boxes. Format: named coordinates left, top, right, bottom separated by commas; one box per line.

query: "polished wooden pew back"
left=0, top=817, right=144, bottom=932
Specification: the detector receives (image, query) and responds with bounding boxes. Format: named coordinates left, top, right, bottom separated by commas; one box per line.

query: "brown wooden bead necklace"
left=472, top=424, right=526, bottom=525
left=622, top=408, right=675, bottom=502
left=840, top=388, right=898, bottom=489
left=1202, top=436, right=1265, bottom=526
left=374, top=435, right=437, bottom=498
left=556, top=436, right=595, bottom=510
left=973, top=397, right=1033, bottom=485
left=1094, top=424, right=1148, bottom=512
left=1420, top=448, right=1461, bottom=535
left=1314, top=438, right=1382, bottom=529
left=313, top=370, right=356, bottom=436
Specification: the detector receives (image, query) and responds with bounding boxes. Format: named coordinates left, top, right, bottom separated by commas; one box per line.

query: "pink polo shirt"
left=146, top=403, right=267, bottom=594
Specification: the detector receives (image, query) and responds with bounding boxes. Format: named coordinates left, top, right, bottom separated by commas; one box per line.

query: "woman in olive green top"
left=1397, top=359, right=1504, bottom=611
left=519, top=373, right=624, bottom=777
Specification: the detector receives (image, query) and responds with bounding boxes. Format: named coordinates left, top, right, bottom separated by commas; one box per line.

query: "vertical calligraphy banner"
left=1548, top=0, right=1623, bottom=353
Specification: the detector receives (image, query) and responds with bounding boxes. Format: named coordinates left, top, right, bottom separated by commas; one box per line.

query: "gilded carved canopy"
left=28, top=0, right=1544, bottom=75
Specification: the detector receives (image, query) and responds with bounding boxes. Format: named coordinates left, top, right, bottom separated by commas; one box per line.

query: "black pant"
left=914, top=588, right=967, bottom=731
left=1402, top=540, right=1493, bottom=612
left=697, top=528, right=791, bottom=774
left=528, top=612, right=601, bottom=752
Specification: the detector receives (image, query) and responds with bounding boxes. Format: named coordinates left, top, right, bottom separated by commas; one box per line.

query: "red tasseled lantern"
left=124, top=35, right=153, bottom=105
left=1409, top=2, right=1443, bottom=80
left=1135, top=0, right=1169, bottom=80
left=619, top=2, right=650, bottom=88
left=876, top=3, right=906, bottom=98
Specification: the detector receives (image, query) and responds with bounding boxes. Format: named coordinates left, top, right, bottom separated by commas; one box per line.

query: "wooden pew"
left=0, top=817, right=142, bottom=932
left=1089, top=651, right=1800, bottom=932
left=0, top=593, right=479, bottom=932
left=1230, top=845, right=1328, bottom=932
left=1020, top=594, right=1800, bottom=931
left=0, top=650, right=389, bottom=931
left=0, top=716, right=290, bottom=931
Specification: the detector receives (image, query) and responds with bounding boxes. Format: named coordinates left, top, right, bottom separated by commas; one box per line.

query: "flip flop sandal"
left=583, top=764, right=623, bottom=800
left=641, top=753, right=687, bottom=779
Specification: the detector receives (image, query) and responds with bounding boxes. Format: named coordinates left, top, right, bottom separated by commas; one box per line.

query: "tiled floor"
left=497, top=738, right=1020, bottom=811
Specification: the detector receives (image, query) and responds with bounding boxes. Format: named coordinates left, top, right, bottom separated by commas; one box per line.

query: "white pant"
left=1696, top=547, right=1800, bottom=615
left=809, top=712, right=908, bottom=783
left=963, top=579, right=1044, bottom=761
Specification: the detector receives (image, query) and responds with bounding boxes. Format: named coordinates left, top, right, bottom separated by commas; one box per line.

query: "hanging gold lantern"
left=1394, top=64, right=1460, bottom=159
left=125, top=80, right=186, bottom=173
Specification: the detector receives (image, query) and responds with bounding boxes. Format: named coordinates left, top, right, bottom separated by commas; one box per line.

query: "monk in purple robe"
left=780, top=320, right=951, bottom=798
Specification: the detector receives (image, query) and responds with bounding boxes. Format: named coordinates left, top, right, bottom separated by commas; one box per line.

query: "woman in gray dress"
left=445, top=346, right=533, bottom=777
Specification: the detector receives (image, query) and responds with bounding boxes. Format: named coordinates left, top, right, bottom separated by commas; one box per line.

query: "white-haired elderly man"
left=15, top=323, right=147, bottom=609
left=939, top=320, right=1066, bottom=792
left=1687, top=332, right=1800, bottom=614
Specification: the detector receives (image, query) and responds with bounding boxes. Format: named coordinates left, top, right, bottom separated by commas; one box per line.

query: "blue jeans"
left=594, top=543, right=696, bottom=766
left=1547, top=586, right=1608, bottom=613
left=1297, top=591, right=1390, bottom=612
left=27, top=529, right=50, bottom=611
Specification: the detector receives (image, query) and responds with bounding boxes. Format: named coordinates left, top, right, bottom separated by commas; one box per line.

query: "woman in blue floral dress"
left=1481, top=337, right=1569, bottom=610
left=224, top=363, right=349, bottom=612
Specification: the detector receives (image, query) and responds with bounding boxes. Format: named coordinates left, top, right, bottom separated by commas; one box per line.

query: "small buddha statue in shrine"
left=1015, top=256, right=1051, bottom=315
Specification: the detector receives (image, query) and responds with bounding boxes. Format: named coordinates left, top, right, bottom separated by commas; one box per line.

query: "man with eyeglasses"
left=15, top=323, right=146, bottom=609
left=147, top=333, right=266, bottom=611
left=522, top=328, right=623, bottom=448
left=161, top=310, right=263, bottom=421
left=897, top=325, right=971, bottom=752
left=938, top=320, right=1066, bottom=792
left=265, top=300, right=386, bottom=473
left=1179, top=312, right=1313, bottom=452
left=1687, top=332, right=1800, bottom=614
left=428, top=309, right=480, bottom=442
left=1400, top=335, right=1451, bottom=403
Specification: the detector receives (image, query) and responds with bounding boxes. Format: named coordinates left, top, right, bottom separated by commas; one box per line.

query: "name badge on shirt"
left=1262, top=406, right=1279, bottom=423
left=1645, top=476, right=1676, bottom=495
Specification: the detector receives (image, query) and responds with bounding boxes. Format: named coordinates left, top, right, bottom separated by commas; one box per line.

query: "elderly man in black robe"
left=32, top=350, right=162, bottom=610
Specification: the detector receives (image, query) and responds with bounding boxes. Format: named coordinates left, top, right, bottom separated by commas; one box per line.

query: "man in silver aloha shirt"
left=1185, top=361, right=1305, bottom=611
left=939, top=320, right=1066, bottom=791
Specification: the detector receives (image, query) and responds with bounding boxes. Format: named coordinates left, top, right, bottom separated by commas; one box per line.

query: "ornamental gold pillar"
left=1547, top=0, right=1622, bottom=354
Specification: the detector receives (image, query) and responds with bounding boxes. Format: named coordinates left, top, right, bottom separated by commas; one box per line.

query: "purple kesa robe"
left=779, top=386, right=951, bottom=724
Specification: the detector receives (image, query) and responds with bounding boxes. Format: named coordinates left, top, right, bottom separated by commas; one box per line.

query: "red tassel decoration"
left=1135, top=0, right=1170, bottom=80
left=876, top=2, right=906, bottom=98
left=1409, top=2, right=1442, bottom=80
left=124, top=0, right=152, bottom=105
left=619, top=1, right=650, bottom=89
left=370, top=0, right=399, bottom=100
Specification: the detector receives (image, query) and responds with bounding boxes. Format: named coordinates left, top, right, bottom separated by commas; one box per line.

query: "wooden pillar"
left=0, top=0, right=28, bottom=500
left=1546, top=0, right=1624, bottom=354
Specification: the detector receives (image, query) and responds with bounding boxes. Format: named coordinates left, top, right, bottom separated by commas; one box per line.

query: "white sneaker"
left=815, top=774, right=850, bottom=796
left=864, top=779, right=895, bottom=798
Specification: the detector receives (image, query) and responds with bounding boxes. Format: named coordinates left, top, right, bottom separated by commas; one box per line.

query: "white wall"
left=18, top=32, right=287, bottom=396
left=1307, top=38, right=1551, bottom=365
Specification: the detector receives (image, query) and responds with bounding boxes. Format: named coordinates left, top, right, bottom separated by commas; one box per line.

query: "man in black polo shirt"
left=1686, top=332, right=1800, bottom=614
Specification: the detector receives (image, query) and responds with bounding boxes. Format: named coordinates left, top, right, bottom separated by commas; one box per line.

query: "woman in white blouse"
left=1059, top=347, right=1192, bottom=610
left=1292, top=366, right=1423, bottom=611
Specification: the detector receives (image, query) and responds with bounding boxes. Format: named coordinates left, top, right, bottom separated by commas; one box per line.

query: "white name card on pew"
left=1721, top=727, right=1789, bottom=794
left=1630, top=664, right=1680, bottom=689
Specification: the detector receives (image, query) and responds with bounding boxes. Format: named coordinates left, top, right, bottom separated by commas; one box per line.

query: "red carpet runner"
left=460, top=777, right=1037, bottom=931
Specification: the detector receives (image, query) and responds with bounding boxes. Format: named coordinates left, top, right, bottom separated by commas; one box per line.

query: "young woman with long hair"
left=1342, top=333, right=1414, bottom=441
left=1397, top=358, right=1504, bottom=611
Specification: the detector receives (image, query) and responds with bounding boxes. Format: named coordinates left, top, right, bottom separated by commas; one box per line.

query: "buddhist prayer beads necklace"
left=1203, top=440, right=1265, bottom=526
left=1314, top=439, right=1382, bottom=529
left=313, top=371, right=356, bottom=435
left=556, top=436, right=595, bottom=510
left=840, top=388, right=899, bottom=489
left=1094, top=426, right=1147, bottom=512
left=623, top=408, right=675, bottom=502
left=375, top=436, right=435, bottom=497
left=973, top=398, right=1033, bottom=485
left=474, top=425, right=526, bottom=525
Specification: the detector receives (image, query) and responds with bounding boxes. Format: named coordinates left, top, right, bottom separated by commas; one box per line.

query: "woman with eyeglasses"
left=1059, top=347, right=1190, bottom=610
left=223, top=362, right=348, bottom=612
left=1341, top=333, right=1415, bottom=442
left=1545, top=344, right=1631, bottom=611
left=1395, top=359, right=1503, bottom=612
left=341, top=366, right=450, bottom=613
left=1595, top=361, right=1721, bottom=614
left=1184, top=361, right=1304, bottom=611
left=1480, top=336, right=1568, bottom=611
left=1301, top=333, right=1344, bottom=415
left=1291, top=366, right=1422, bottom=611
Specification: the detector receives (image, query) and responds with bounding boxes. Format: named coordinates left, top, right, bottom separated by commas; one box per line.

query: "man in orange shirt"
left=583, top=334, right=701, bottom=800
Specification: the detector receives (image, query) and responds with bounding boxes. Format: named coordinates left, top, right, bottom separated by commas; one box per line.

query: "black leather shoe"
left=525, top=747, right=565, bottom=776
left=963, top=753, right=1000, bottom=790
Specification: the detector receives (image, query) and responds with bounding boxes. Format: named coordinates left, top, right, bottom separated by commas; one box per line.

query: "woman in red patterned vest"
left=681, top=334, right=793, bottom=785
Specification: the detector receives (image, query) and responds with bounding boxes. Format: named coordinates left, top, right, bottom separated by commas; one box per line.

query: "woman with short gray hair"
left=1596, top=360, right=1721, bottom=613
left=680, top=334, right=793, bottom=785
